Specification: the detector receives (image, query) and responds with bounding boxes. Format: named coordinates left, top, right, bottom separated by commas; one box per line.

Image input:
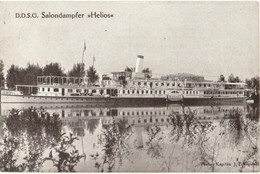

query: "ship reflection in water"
left=0, top=103, right=259, bottom=172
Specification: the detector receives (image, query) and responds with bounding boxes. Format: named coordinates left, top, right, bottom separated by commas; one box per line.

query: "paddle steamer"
left=0, top=55, right=247, bottom=103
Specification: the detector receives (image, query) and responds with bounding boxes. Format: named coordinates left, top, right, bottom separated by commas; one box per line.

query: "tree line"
left=218, top=74, right=259, bottom=90
left=124, top=66, right=152, bottom=78
left=2, top=62, right=99, bottom=89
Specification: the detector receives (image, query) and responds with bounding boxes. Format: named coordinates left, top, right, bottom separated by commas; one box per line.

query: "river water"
left=0, top=102, right=259, bottom=172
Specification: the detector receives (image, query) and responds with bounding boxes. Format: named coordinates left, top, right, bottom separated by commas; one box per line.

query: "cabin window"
left=142, top=90, right=144, bottom=94
left=54, top=88, right=59, bottom=92
left=204, top=84, right=206, bottom=87
left=42, top=88, right=45, bottom=92
left=146, top=90, right=149, bottom=94
left=144, top=82, right=147, bottom=86
left=155, top=91, right=157, bottom=94
left=167, top=83, right=170, bottom=86
left=92, top=89, right=96, bottom=93
left=68, top=89, right=73, bottom=93
left=137, top=90, right=139, bottom=94
left=132, top=90, right=134, bottom=94
left=161, top=83, right=164, bottom=86
left=138, top=82, right=141, bottom=86
left=161, top=118, right=164, bottom=122
left=122, top=90, right=125, bottom=94
left=155, top=83, right=158, bottom=86
left=76, top=89, right=81, bottom=93
left=144, top=119, right=147, bottom=123
left=159, top=91, right=161, bottom=94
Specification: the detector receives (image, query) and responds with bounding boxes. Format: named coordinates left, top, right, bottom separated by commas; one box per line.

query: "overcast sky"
left=0, top=1, right=259, bottom=80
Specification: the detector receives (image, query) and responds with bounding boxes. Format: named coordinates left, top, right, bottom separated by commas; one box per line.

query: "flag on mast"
left=81, top=40, right=86, bottom=78
left=93, top=55, right=95, bottom=67
left=83, top=41, right=86, bottom=52
left=82, top=41, right=86, bottom=64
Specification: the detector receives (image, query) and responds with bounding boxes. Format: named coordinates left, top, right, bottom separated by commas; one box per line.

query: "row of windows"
left=42, top=88, right=50, bottom=92
left=62, top=110, right=168, bottom=117
left=203, top=108, right=242, bottom=113
left=121, top=89, right=166, bottom=95
left=182, top=90, right=243, bottom=95
left=64, top=115, right=223, bottom=127
left=121, top=89, right=243, bottom=95
left=41, top=87, right=57, bottom=92
left=41, top=88, right=97, bottom=94
left=204, top=91, right=243, bottom=95
left=130, top=81, right=221, bottom=88
left=131, top=115, right=226, bottom=124
left=185, top=90, right=199, bottom=95
left=134, top=117, right=170, bottom=124
left=121, top=110, right=167, bottom=116
left=132, top=81, right=179, bottom=87
left=103, top=115, right=218, bottom=125
left=60, top=107, right=243, bottom=119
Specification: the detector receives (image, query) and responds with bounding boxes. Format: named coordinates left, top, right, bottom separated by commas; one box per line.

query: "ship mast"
left=92, top=55, right=95, bottom=67
left=81, top=41, right=86, bottom=79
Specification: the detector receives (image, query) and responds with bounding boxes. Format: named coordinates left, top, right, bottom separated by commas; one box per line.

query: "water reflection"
left=0, top=107, right=63, bottom=171
left=146, top=125, right=164, bottom=159
left=0, top=103, right=259, bottom=172
left=90, top=117, right=133, bottom=172
left=43, top=133, right=85, bottom=172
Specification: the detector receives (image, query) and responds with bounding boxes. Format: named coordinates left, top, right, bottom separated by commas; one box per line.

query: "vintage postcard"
left=0, top=1, right=259, bottom=172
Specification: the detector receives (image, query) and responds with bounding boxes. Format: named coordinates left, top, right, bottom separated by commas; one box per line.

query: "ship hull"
left=183, top=96, right=247, bottom=105
left=0, top=93, right=246, bottom=105
left=0, top=94, right=167, bottom=105
left=0, top=94, right=115, bottom=103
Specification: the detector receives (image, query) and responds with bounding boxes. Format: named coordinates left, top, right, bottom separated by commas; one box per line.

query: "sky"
left=0, top=1, right=259, bottom=81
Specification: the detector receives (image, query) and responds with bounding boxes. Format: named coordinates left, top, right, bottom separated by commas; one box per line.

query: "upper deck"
left=37, top=76, right=85, bottom=86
